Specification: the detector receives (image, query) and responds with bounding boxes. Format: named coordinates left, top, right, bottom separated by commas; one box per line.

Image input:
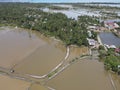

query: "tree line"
left=0, top=3, right=99, bottom=46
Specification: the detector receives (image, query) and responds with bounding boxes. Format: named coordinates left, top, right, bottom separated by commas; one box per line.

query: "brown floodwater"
left=0, top=27, right=120, bottom=90
left=0, top=27, right=44, bottom=68
left=0, top=27, right=66, bottom=76
left=110, top=73, right=120, bottom=90
left=46, top=59, right=120, bottom=90
left=0, top=74, right=30, bottom=90
left=14, top=41, right=66, bottom=76
left=67, top=46, right=88, bottom=62
left=30, top=84, right=49, bottom=90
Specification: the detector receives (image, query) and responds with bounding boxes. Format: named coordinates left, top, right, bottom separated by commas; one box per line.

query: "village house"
left=87, top=25, right=107, bottom=32
left=87, top=38, right=96, bottom=46
left=104, top=21, right=119, bottom=30
left=87, top=38, right=99, bottom=48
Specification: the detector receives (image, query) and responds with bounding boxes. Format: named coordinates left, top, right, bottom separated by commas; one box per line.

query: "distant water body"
left=86, top=4, right=120, bottom=8
left=42, top=7, right=101, bottom=20
left=100, top=4, right=120, bottom=8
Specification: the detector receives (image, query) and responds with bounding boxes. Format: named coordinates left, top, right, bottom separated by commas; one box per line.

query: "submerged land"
left=0, top=2, right=120, bottom=90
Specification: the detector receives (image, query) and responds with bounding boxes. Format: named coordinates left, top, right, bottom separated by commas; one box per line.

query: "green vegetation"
left=69, top=54, right=89, bottom=64
left=99, top=46, right=120, bottom=72
left=0, top=3, right=100, bottom=46
left=117, top=22, right=120, bottom=26
left=32, top=13, right=89, bottom=46
left=78, top=15, right=99, bottom=25
left=91, top=31, right=97, bottom=40
left=104, top=54, right=120, bottom=72
left=47, top=69, right=58, bottom=78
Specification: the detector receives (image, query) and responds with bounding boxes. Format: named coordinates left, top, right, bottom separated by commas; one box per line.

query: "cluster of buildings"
left=87, top=19, right=120, bottom=32
left=87, top=19, right=120, bottom=50
left=104, top=20, right=120, bottom=36
left=104, top=20, right=119, bottom=30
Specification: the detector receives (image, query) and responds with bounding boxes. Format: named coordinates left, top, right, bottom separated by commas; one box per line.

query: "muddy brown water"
left=110, top=73, right=120, bottom=90
left=0, top=27, right=120, bottom=90
left=67, top=46, right=88, bottom=62
left=0, top=27, right=44, bottom=68
left=30, top=84, right=49, bottom=90
left=14, top=42, right=66, bottom=76
left=0, top=74, right=30, bottom=90
left=46, top=59, right=120, bottom=90
left=0, top=27, right=66, bottom=76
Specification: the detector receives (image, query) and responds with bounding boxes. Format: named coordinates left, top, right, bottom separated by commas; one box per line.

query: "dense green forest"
left=0, top=3, right=99, bottom=46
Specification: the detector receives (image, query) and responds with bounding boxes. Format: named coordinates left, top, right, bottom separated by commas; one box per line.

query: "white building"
left=87, top=38, right=96, bottom=46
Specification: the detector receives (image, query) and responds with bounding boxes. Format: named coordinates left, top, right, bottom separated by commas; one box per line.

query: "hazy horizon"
left=0, top=0, right=120, bottom=3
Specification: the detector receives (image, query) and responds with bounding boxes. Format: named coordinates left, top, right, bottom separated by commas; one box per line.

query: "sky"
left=0, top=0, right=120, bottom=3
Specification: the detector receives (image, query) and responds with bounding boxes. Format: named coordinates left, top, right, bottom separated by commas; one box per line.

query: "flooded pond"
left=0, top=27, right=66, bottom=76
left=0, top=26, right=120, bottom=90
left=30, top=84, right=48, bottom=90
left=0, top=27, right=42, bottom=68
left=66, top=46, right=88, bottom=62
left=99, top=32, right=120, bottom=47
left=46, top=60, right=115, bottom=90
left=0, top=74, right=30, bottom=90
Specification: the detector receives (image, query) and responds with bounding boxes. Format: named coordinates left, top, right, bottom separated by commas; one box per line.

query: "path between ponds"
left=25, top=46, right=70, bottom=79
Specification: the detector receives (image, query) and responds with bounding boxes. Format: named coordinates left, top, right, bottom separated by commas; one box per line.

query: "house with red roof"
left=104, top=21, right=119, bottom=30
